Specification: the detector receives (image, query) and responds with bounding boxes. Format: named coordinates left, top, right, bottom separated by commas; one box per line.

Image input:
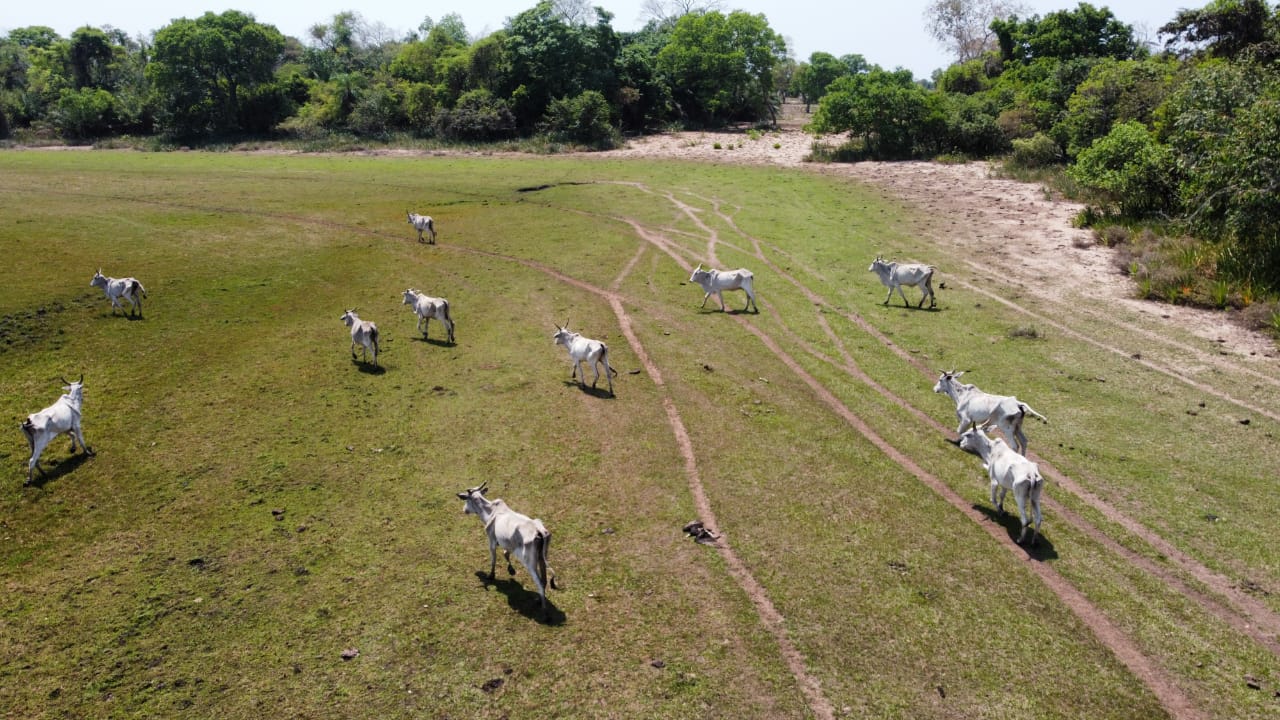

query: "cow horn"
left=78, top=373, right=84, bottom=384
left=477, top=481, right=488, bottom=494
left=59, top=376, right=71, bottom=385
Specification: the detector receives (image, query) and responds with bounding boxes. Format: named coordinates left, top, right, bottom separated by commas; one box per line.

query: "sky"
left=4, top=0, right=1184, bottom=78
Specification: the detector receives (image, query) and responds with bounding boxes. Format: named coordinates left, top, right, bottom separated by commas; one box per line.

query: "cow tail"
left=603, top=345, right=618, bottom=377
left=372, top=326, right=380, bottom=355
left=133, top=280, right=147, bottom=298
left=20, top=419, right=35, bottom=451
left=537, top=528, right=557, bottom=590
left=442, top=299, right=452, bottom=325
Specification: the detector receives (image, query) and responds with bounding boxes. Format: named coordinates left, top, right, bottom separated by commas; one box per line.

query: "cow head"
left=689, top=264, right=708, bottom=284
left=341, top=309, right=358, bottom=327
left=402, top=289, right=418, bottom=305
left=932, top=369, right=963, bottom=394
left=457, top=481, right=490, bottom=514
left=90, top=270, right=106, bottom=288
left=552, top=320, right=572, bottom=346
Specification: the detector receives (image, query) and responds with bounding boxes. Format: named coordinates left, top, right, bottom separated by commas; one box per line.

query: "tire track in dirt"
left=626, top=187, right=1204, bottom=717
left=728, top=311, right=1204, bottom=720
left=694, top=200, right=1280, bottom=654
left=951, top=273, right=1280, bottom=425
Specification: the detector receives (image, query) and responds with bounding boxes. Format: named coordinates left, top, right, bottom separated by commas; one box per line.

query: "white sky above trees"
left=5, top=0, right=1181, bottom=78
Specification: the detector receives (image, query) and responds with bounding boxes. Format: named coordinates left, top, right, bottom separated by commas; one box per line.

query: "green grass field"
left=1, top=150, right=1277, bottom=719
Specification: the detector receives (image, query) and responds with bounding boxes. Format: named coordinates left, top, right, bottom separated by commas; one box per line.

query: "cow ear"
left=456, top=492, right=469, bottom=500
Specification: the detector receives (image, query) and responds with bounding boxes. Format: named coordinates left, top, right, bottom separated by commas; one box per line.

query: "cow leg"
left=897, top=286, right=910, bottom=307
left=882, top=286, right=893, bottom=305
left=504, top=549, right=516, bottom=576
left=27, top=434, right=51, bottom=484
left=1013, top=487, right=1032, bottom=544
left=422, top=317, right=430, bottom=339
left=700, top=292, right=711, bottom=308
left=488, top=538, right=499, bottom=580
left=717, top=291, right=727, bottom=312
left=1029, top=491, right=1043, bottom=546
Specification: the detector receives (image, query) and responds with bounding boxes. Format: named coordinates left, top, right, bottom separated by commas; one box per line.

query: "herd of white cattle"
left=18, top=227, right=1050, bottom=614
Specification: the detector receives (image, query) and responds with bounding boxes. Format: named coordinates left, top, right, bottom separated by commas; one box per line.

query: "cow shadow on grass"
left=475, top=571, right=565, bottom=625
left=353, top=360, right=385, bottom=375
left=413, top=335, right=455, bottom=348
left=695, top=305, right=758, bottom=316
left=560, top=380, right=615, bottom=399
left=973, top=503, right=1059, bottom=561
left=23, top=451, right=93, bottom=490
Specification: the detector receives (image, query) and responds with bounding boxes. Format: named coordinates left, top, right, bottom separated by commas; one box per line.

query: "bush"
left=1008, top=133, right=1062, bottom=168
left=1068, top=121, right=1173, bottom=216
left=52, top=88, right=115, bottom=140
left=436, top=90, right=516, bottom=142
left=538, top=91, right=620, bottom=149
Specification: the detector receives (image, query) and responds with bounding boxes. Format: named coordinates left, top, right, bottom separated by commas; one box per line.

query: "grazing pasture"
left=0, top=150, right=1278, bottom=719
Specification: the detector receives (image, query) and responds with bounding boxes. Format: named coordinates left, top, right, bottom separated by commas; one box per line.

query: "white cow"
left=959, top=427, right=1045, bottom=546
left=401, top=288, right=455, bottom=343
left=407, top=211, right=437, bottom=244
left=868, top=256, right=936, bottom=309
left=933, top=370, right=1047, bottom=456
left=457, top=482, right=558, bottom=612
left=689, top=264, right=758, bottom=313
left=21, top=375, right=94, bottom=484
left=90, top=269, right=147, bottom=317
left=552, top=323, right=616, bottom=395
left=340, top=309, right=380, bottom=367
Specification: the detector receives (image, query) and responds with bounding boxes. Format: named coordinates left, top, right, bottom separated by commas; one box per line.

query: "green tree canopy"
left=810, top=66, right=944, bottom=159
left=793, top=52, right=850, bottom=111
left=992, top=3, right=1141, bottom=65
left=503, top=1, right=621, bottom=129
left=147, top=10, right=285, bottom=138
left=656, top=10, right=786, bottom=126
left=1159, top=0, right=1278, bottom=61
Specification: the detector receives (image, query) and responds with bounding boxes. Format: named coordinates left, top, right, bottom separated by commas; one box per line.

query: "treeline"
left=2, top=1, right=1278, bottom=298
left=0, top=1, right=786, bottom=147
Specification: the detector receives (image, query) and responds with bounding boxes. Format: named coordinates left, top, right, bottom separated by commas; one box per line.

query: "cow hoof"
left=507, top=565, right=516, bottom=575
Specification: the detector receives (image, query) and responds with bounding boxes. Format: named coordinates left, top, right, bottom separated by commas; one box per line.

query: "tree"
left=991, top=3, right=1141, bottom=65
left=1159, top=0, right=1277, bottom=61
left=68, top=27, right=113, bottom=89
left=793, top=52, right=849, bottom=111
left=418, top=13, right=470, bottom=44
left=656, top=10, right=786, bottom=126
left=810, top=67, right=945, bottom=159
left=147, top=11, right=285, bottom=138
left=502, top=1, right=620, bottom=130
left=1053, top=56, right=1176, bottom=158
left=924, top=0, right=1027, bottom=63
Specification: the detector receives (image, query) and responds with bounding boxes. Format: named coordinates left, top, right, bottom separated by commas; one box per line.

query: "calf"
left=552, top=322, right=616, bottom=396
left=868, top=256, right=935, bottom=309
left=407, top=212, right=437, bottom=244
left=90, top=269, right=147, bottom=317
left=21, top=376, right=94, bottom=484
left=340, top=309, right=380, bottom=367
left=457, top=482, right=557, bottom=612
left=959, top=427, right=1045, bottom=546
